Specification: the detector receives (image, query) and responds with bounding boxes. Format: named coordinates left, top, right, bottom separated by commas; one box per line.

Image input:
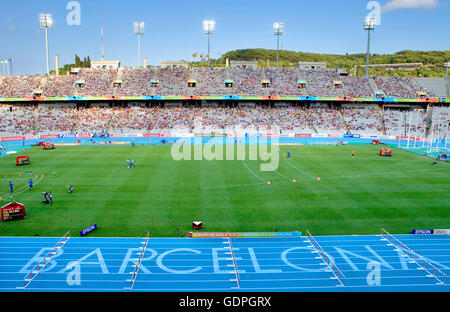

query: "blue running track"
left=0, top=235, right=449, bottom=292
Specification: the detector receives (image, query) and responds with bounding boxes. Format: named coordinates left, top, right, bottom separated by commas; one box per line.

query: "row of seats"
left=0, top=104, right=447, bottom=137
left=0, top=68, right=435, bottom=98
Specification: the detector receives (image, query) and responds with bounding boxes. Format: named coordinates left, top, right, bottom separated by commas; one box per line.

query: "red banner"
left=262, top=134, right=279, bottom=137
left=23, top=135, right=37, bottom=140
left=40, top=134, right=59, bottom=139
left=1, top=136, right=24, bottom=141
left=109, top=133, right=122, bottom=138
left=327, top=134, right=340, bottom=137
left=76, top=134, right=91, bottom=138
left=295, top=133, right=311, bottom=137
left=144, top=133, right=160, bottom=137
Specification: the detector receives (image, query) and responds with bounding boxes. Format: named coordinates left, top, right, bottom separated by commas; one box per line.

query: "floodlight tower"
left=203, top=20, right=215, bottom=67
left=444, top=62, right=450, bottom=98
left=39, top=14, right=53, bottom=75
left=134, top=22, right=145, bottom=67
left=273, top=22, right=284, bottom=68
left=363, top=16, right=376, bottom=78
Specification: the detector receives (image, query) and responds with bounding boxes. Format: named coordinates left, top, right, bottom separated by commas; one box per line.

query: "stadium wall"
left=0, top=95, right=449, bottom=104
left=0, top=132, right=444, bottom=148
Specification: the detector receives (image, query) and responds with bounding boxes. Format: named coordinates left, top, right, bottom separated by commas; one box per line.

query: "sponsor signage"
left=189, top=232, right=302, bottom=238
left=295, top=133, right=311, bottom=138
left=411, top=229, right=434, bottom=235
left=343, top=134, right=360, bottom=138
left=1, top=136, right=24, bottom=141
left=40, top=134, right=59, bottom=139
left=80, top=224, right=97, bottom=236
left=411, top=229, right=450, bottom=235
left=23, top=135, right=38, bottom=140
left=262, top=134, right=279, bottom=137
left=144, top=133, right=160, bottom=137
left=60, top=134, right=77, bottom=138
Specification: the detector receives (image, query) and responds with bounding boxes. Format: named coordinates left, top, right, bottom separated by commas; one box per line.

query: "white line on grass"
left=241, top=160, right=266, bottom=183
left=283, top=156, right=316, bottom=179
left=1, top=177, right=43, bottom=199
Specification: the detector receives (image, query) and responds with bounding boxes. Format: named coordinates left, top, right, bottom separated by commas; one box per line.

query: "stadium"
left=0, top=0, right=449, bottom=298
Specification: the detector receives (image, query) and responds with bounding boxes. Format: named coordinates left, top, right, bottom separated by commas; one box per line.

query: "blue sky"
left=1, top=0, right=449, bottom=75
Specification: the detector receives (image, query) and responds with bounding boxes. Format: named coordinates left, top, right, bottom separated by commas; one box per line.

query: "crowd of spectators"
left=383, top=108, right=428, bottom=137
left=265, top=68, right=306, bottom=97
left=76, top=69, right=118, bottom=97
left=0, top=104, right=35, bottom=135
left=0, top=75, right=42, bottom=98
left=341, top=104, right=383, bottom=135
left=306, top=105, right=346, bottom=134
left=373, top=77, right=435, bottom=98
left=0, top=104, right=448, bottom=138
left=0, top=68, right=438, bottom=98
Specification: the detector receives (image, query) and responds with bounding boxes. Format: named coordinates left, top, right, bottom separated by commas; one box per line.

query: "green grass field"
left=0, top=144, right=448, bottom=237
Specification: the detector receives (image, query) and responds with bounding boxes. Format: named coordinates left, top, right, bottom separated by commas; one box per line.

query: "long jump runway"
left=0, top=235, right=449, bottom=292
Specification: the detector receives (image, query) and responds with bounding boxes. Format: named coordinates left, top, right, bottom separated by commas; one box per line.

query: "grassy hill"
left=191, top=49, right=450, bottom=78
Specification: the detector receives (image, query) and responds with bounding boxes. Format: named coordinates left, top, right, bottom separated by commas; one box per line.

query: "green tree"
left=75, top=54, right=82, bottom=67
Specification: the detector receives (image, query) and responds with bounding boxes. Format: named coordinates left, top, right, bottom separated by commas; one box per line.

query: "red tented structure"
left=43, top=143, right=55, bottom=150
left=380, top=148, right=392, bottom=157
left=192, top=221, right=203, bottom=230
left=16, top=156, right=30, bottom=166
left=1, top=202, right=26, bottom=221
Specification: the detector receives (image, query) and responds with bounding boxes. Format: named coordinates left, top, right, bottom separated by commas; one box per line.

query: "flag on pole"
left=193, top=53, right=197, bottom=58
left=200, top=54, right=204, bottom=58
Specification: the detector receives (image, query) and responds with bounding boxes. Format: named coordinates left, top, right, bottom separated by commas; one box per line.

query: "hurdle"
left=380, top=228, right=446, bottom=285
left=17, top=231, right=71, bottom=289
left=305, top=229, right=346, bottom=287
left=228, top=236, right=241, bottom=289
left=125, top=232, right=150, bottom=290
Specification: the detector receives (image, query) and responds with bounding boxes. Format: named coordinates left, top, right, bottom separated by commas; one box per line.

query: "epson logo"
left=411, top=229, right=434, bottom=235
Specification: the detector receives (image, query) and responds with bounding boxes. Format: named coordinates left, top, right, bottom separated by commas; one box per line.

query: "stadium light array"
left=134, top=22, right=145, bottom=67
left=273, top=22, right=284, bottom=68
left=203, top=20, right=215, bottom=67
left=39, top=14, right=53, bottom=75
left=363, top=16, right=376, bottom=78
